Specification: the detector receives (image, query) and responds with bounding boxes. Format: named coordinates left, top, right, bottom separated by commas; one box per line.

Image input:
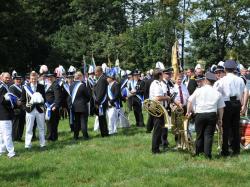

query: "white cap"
left=218, top=61, right=224, bottom=67
left=39, top=65, right=48, bottom=74
left=126, top=70, right=131, bottom=75
left=238, top=64, right=245, bottom=70
left=121, top=70, right=126, bottom=77
left=156, top=61, right=165, bottom=70
left=68, top=65, right=76, bottom=73
left=12, top=70, right=17, bottom=77
left=102, top=63, right=108, bottom=73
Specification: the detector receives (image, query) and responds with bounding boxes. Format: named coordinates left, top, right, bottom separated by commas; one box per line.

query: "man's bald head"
left=1, top=72, right=11, bottom=84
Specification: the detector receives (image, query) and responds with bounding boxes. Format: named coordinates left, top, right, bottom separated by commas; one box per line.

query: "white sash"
left=71, top=82, right=82, bottom=104
left=13, top=84, right=22, bottom=93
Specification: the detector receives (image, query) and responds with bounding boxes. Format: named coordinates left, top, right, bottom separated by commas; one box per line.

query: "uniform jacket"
left=21, top=83, right=45, bottom=113
left=70, top=81, right=91, bottom=114
left=0, top=82, right=13, bottom=120
left=45, top=81, right=62, bottom=109
left=93, top=74, right=108, bottom=107
left=108, top=81, right=121, bottom=108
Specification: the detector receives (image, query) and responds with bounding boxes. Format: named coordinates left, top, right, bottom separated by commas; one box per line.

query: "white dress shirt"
left=149, top=80, right=164, bottom=105
left=188, top=85, right=225, bottom=113
left=214, top=73, right=245, bottom=101
left=173, top=84, right=190, bottom=106
left=30, top=83, right=37, bottom=92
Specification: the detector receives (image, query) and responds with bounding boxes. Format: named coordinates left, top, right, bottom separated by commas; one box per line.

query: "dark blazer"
left=0, top=82, right=13, bottom=120
left=93, top=74, right=108, bottom=107
left=70, top=81, right=91, bottom=113
left=45, top=81, right=62, bottom=109
left=187, top=77, right=197, bottom=95
left=9, top=84, right=22, bottom=98
left=108, top=82, right=121, bottom=107
left=144, top=78, right=153, bottom=99
left=21, top=83, right=45, bottom=113
left=128, top=79, right=145, bottom=103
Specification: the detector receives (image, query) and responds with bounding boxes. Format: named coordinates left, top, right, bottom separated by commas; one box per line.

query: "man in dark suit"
left=70, top=71, right=91, bottom=140
left=9, top=74, right=25, bottom=141
left=128, top=70, right=145, bottom=127
left=21, top=71, right=46, bottom=149
left=185, top=68, right=197, bottom=95
left=93, top=66, right=109, bottom=137
left=45, top=72, right=62, bottom=141
left=144, top=73, right=154, bottom=133
left=0, top=72, right=16, bottom=158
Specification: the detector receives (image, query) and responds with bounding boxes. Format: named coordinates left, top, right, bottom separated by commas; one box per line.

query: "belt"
left=230, top=96, right=237, bottom=101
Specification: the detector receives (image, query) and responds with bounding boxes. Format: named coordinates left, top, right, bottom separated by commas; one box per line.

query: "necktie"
left=179, top=85, right=184, bottom=104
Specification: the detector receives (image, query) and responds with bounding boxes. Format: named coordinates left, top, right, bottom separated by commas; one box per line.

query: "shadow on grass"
left=0, top=165, right=55, bottom=182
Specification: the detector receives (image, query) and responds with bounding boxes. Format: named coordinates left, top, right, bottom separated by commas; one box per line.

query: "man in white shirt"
left=149, top=69, right=170, bottom=154
left=173, top=74, right=190, bottom=113
left=187, top=72, right=225, bottom=159
left=215, top=60, right=245, bottom=156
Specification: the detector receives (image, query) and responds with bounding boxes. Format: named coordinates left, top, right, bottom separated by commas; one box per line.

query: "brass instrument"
left=170, top=103, right=195, bottom=152
left=143, top=99, right=171, bottom=128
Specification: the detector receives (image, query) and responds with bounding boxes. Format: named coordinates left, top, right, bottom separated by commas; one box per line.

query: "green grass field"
left=0, top=112, right=250, bottom=187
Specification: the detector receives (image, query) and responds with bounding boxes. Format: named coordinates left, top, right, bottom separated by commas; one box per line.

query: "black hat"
left=13, top=74, right=22, bottom=80
left=46, top=71, right=56, bottom=77
left=66, top=72, right=74, bottom=78
left=163, top=67, right=173, bottom=74
left=194, top=75, right=205, bottom=81
left=132, top=70, right=140, bottom=76
left=224, top=60, right=237, bottom=69
left=214, top=65, right=225, bottom=73
left=205, top=72, right=217, bottom=81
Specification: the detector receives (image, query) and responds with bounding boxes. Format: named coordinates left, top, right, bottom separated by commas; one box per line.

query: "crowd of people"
left=0, top=60, right=249, bottom=159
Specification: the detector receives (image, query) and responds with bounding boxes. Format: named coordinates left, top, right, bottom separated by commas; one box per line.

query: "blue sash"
left=121, top=79, right=128, bottom=89
left=23, top=85, right=34, bottom=97
left=63, top=83, right=71, bottom=96
left=98, top=94, right=107, bottom=116
left=7, top=93, right=18, bottom=109
left=107, top=85, right=120, bottom=109
left=121, top=87, right=129, bottom=97
left=45, top=102, right=55, bottom=121
left=88, top=77, right=96, bottom=87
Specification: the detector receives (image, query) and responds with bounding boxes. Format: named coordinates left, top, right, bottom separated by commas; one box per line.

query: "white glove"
left=31, top=92, right=44, bottom=104
left=4, top=93, right=10, bottom=101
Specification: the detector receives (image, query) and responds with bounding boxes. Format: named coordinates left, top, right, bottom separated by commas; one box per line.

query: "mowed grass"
left=1, top=111, right=250, bottom=187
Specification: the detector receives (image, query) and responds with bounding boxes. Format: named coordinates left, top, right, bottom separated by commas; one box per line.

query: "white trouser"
left=118, top=108, right=130, bottom=128
left=94, top=116, right=99, bottom=131
left=25, top=109, right=46, bottom=148
left=0, top=120, right=15, bottom=157
left=107, top=107, right=119, bottom=134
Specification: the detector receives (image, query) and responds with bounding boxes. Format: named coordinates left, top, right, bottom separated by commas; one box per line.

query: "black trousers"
left=98, top=111, right=109, bottom=137
left=132, top=97, right=144, bottom=127
left=12, top=109, right=25, bottom=141
left=152, top=116, right=164, bottom=153
left=222, top=100, right=241, bottom=155
left=47, top=109, right=60, bottom=141
left=195, top=112, right=217, bottom=158
left=74, top=112, right=89, bottom=139
left=146, top=114, right=154, bottom=132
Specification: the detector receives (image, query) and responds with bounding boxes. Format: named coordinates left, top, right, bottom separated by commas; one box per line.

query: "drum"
left=240, top=117, right=250, bottom=150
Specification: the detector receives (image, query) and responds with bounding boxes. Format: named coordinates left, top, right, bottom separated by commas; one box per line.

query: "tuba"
left=143, top=99, right=171, bottom=128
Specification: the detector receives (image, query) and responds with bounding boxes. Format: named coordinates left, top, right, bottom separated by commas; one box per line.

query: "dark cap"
left=214, top=65, right=225, bottom=73
left=66, top=72, right=74, bottom=78
left=13, top=74, right=22, bottom=79
left=132, top=70, right=140, bottom=76
left=205, top=72, right=217, bottom=81
left=195, top=75, right=205, bottom=81
left=163, top=67, right=173, bottom=74
left=45, top=71, right=56, bottom=77
left=224, top=60, right=237, bottom=69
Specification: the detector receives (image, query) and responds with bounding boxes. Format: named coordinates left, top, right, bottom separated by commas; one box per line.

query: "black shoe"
left=152, top=149, right=161, bottom=154
left=220, top=151, right=230, bottom=157
left=83, top=136, right=90, bottom=140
